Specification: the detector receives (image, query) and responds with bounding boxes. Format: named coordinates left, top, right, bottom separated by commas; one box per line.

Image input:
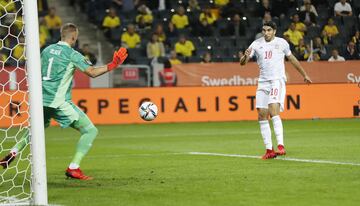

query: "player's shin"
left=70, top=126, right=98, bottom=169
left=11, top=128, right=30, bottom=155
left=1, top=129, right=30, bottom=168
left=259, top=120, right=272, bottom=149
left=271, top=115, right=284, bottom=146
left=69, top=116, right=98, bottom=169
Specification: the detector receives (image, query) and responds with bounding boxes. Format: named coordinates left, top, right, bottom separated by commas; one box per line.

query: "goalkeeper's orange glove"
left=107, top=47, right=128, bottom=71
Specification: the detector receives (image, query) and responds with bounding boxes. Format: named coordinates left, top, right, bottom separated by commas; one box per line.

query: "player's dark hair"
left=263, top=21, right=277, bottom=30
left=163, top=58, right=172, bottom=68
left=60, top=23, right=78, bottom=39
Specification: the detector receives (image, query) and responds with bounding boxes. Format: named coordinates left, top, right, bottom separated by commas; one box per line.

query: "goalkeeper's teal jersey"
left=41, top=41, right=92, bottom=108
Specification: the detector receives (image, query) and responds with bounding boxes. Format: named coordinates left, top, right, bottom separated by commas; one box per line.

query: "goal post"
left=24, top=0, right=48, bottom=205
left=0, top=0, right=48, bottom=205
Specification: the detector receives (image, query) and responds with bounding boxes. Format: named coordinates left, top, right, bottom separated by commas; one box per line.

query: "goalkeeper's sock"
left=259, top=120, right=272, bottom=150
left=69, top=163, right=79, bottom=169
left=271, top=115, right=284, bottom=146
left=10, top=148, right=18, bottom=155
left=11, top=129, right=30, bottom=156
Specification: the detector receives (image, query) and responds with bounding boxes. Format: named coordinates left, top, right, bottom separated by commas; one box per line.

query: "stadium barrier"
left=112, top=64, right=151, bottom=87
left=172, top=61, right=360, bottom=86
left=3, top=61, right=358, bottom=90
left=1, top=83, right=358, bottom=127
left=0, top=66, right=90, bottom=90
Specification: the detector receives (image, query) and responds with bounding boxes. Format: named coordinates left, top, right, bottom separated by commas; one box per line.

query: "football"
left=139, top=102, right=158, bottom=121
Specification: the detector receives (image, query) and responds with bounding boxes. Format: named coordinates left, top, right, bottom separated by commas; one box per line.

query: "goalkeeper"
left=0, top=23, right=128, bottom=180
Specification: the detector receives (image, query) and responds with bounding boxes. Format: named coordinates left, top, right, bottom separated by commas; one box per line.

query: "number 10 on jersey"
left=264, top=51, right=272, bottom=59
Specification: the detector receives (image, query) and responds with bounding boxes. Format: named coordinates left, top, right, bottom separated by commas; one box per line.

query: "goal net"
left=1, top=0, right=47, bottom=205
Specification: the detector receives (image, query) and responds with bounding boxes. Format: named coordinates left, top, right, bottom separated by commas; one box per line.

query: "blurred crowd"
left=0, top=0, right=96, bottom=67
left=1, top=0, right=360, bottom=68
left=70, top=0, right=360, bottom=64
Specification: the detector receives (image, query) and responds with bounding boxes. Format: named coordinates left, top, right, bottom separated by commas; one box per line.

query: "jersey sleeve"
left=70, top=51, right=92, bottom=72
left=282, top=40, right=292, bottom=56
left=248, top=42, right=256, bottom=58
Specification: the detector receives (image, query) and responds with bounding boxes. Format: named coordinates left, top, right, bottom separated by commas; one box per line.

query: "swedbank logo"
left=201, top=75, right=258, bottom=86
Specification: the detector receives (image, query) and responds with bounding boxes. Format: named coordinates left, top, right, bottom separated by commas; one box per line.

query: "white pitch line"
left=188, top=152, right=360, bottom=166
left=47, top=152, right=360, bottom=167
left=0, top=196, right=30, bottom=206
left=0, top=196, right=63, bottom=206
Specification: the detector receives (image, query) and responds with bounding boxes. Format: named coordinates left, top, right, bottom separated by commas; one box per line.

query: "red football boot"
left=276, top=145, right=286, bottom=156
left=0, top=152, right=16, bottom=169
left=65, top=168, right=93, bottom=180
left=262, top=148, right=277, bottom=160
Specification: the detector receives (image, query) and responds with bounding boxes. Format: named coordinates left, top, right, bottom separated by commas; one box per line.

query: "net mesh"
left=0, top=0, right=32, bottom=204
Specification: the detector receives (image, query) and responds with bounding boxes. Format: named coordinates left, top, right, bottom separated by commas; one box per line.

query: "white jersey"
left=334, top=2, right=352, bottom=13
left=248, top=37, right=291, bottom=82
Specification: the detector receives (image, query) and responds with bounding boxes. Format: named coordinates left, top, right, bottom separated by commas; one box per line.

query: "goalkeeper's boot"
left=0, top=152, right=16, bottom=169
left=262, top=148, right=277, bottom=160
left=65, top=168, right=93, bottom=180
left=276, top=144, right=286, bottom=156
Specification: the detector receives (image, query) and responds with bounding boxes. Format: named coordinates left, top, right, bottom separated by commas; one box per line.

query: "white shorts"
left=256, top=79, right=286, bottom=112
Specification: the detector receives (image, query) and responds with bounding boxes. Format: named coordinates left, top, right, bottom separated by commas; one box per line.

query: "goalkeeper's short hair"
left=61, top=23, right=78, bottom=39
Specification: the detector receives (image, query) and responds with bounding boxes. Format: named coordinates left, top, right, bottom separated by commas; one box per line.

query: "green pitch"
left=43, top=119, right=360, bottom=206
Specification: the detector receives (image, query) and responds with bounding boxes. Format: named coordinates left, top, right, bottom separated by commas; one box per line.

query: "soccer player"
left=0, top=23, right=128, bottom=180
left=240, top=21, right=312, bottom=159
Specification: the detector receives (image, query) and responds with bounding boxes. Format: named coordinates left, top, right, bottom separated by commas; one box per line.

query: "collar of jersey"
left=57, top=41, right=71, bottom=47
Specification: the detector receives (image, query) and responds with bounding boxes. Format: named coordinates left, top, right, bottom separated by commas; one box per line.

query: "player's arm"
left=83, top=65, right=109, bottom=78
left=286, top=54, right=312, bottom=84
left=83, top=47, right=128, bottom=78
left=335, top=10, right=342, bottom=16
left=240, top=48, right=252, bottom=66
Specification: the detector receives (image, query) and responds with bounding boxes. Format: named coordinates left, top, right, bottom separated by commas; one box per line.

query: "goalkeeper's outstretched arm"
left=84, top=47, right=128, bottom=78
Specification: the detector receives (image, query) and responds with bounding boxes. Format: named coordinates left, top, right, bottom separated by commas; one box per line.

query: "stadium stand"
left=3, top=0, right=360, bottom=66
left=58, top=0, right=360, bottom=63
